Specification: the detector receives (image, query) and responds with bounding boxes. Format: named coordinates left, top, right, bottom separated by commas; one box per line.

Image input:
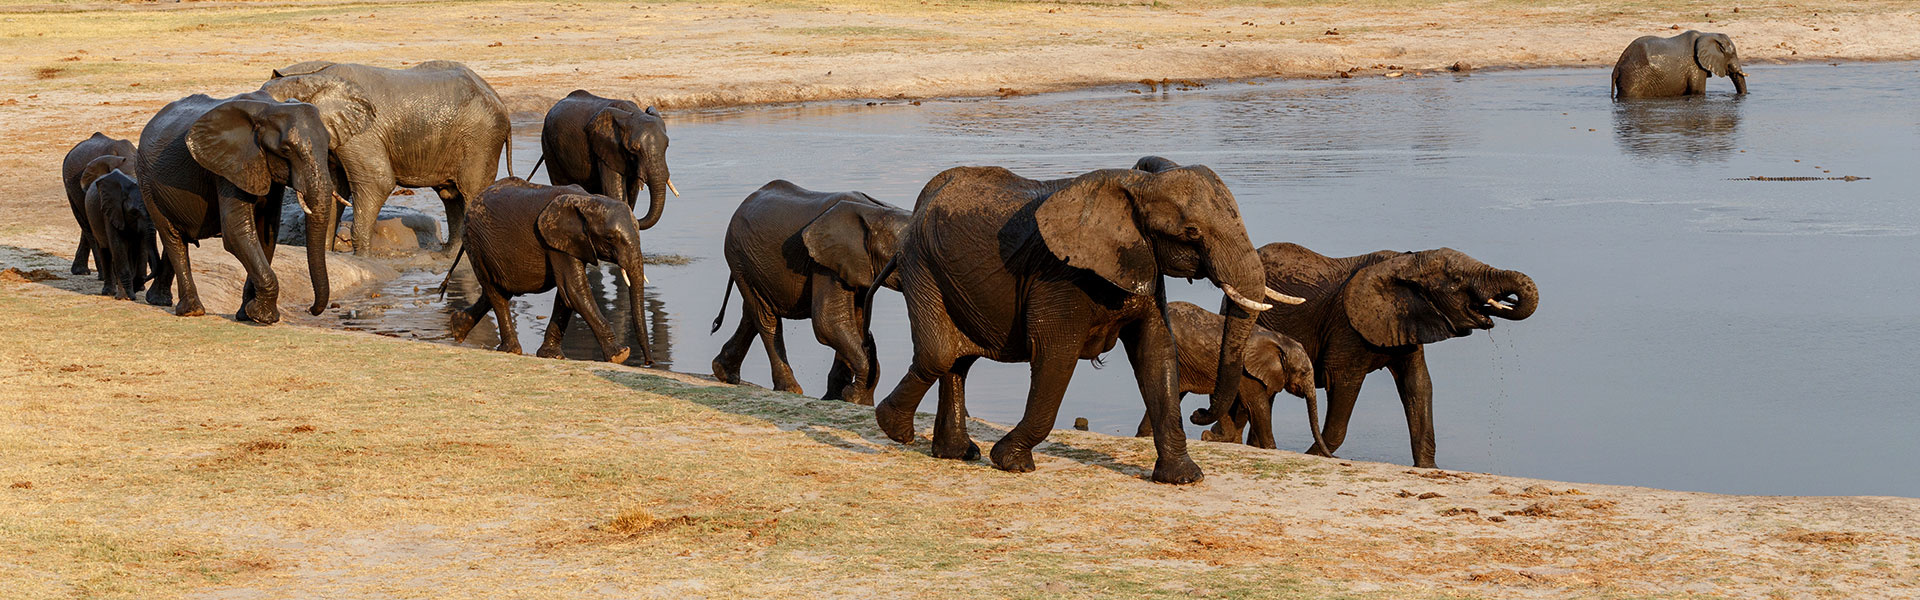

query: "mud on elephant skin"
left=869, top=157, right=1302, bottom=484
left=1134, top=301, right=1323, bottom=452
left=1255, top=242, right=1538, bottom=468
left=449, top=178, right=652, bottom=365
left=81, top=164, right=161, bottom=302
left=537, top=90, right=676, bottom=229
left=61, top=132, right=138, bottom=276
left=1612, top=30, right=1747, bottom=99
left=709, top=180, right=910, bottom=406
left=261, top=60, right=512, bottom=259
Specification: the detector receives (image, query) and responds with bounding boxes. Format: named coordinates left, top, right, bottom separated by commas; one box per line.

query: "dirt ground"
left=6, top=1, right=1920, bottom=598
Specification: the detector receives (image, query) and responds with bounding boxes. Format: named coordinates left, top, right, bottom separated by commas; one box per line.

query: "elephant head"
left=801, top=197, right=912, bottom=290
left=536, top=193, right=653, bottom=365
left=1247, top=330, right=1324, bottom=453
left=1693, top=32, right=1747, bottom=94
left=1036, top=161, right=1302, bottom=429
left=259, top=65, right=376, bottom=150
left=185, top=98, right=338, bottom=315
left=80, top=155, right=135, bottom=191
left=589, top=105, right=674, bottom=229
left=1343, top=248, right=1539, bottom=348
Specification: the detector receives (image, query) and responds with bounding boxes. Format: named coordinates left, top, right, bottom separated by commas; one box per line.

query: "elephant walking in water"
left=537, top=90, right=676, bottom=229
left=261, top=60, right=512, bottom=258
left=709, top=180, right=911, bottom=406
left=869, top=158, right=1301, bottom=484
left=1612, top=31, right=1747, bottom=98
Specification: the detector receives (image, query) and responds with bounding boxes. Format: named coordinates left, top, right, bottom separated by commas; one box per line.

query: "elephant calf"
left=450, top=177, right=652, bottom=365
left=1612, top=30, right=1747, bottom=98
left=61, top=133, right=137, bottom=276
left=1134, top=301, right=1323, bottom=452
left=710, top=180, right=910, bottom=406
left=82, top=161, right=159, bottom=301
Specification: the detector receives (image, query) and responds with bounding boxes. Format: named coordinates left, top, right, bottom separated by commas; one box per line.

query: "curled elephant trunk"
left=619, top=246, right=653, bottom=366
left=634, top=158, right=670, bottom=230
left=1481, top=269, right=1539, bottom=321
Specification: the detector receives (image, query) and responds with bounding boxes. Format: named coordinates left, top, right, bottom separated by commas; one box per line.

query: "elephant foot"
left=774, top=382, right=805, bottom=396
left=932, top=437, right=980, bottom=461
left=145, top=290, right=172, bottom=307
left=449, top=312, right=477, bottom=342
left=494, top=340, right=522, bottom=354
left=535, top=343, right=565, bottom=359
left=1199, top=430, right=1226, bottom=443
left=1304, top=444, right=1335, bottom=458
left=1151, top=455, right=1205, bottom=485
left=71, top=265, right=89, bottom=276
left=173, top=299, right=205, bottom=318
left=820, top=386, right=844, bottom=402
left=988, top=439, right=1036, bottom=473
left=1414, top=459, right=1437, bottom=469
left=605, top=346, right=630, bottom=364
left=237, top=299, right=280, bottom=325
left=711, top=360, right=741, bottom=384
left=874, top=400, right=917, bottom=444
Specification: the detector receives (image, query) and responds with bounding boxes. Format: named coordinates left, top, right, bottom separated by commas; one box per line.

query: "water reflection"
left=1611, top=96, right=1744, bottom=162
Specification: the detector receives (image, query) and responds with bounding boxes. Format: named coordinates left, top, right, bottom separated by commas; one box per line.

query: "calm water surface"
left=335, top=63, right=1920, bottom=497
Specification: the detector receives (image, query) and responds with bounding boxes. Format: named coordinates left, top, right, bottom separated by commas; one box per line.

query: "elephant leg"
left=711, top=281, right=757, bottom=384
left=930, top=355, right=980, bottom=460
left=220, top=193, right=280, bottom=324
left=740, top=287, right=802, bottom=393
left=1308, top=367, right=1365, bottom=458
left=875, top=295, right=969, bottom=445
left=1245, top=389, right=1278, bottom=450
left=97, top=235, right=121, bottom=298
left=1388, top=350, right=1437, bottom=468
left=1120, top=307, right=1203, bottom=485
left=596, top=162, right=627, bottom=210
left=812, top=278, right=874, bottom=404
left=344, top=164, right=395, bottom=257
left=69, top=197, right=94, bottom=275
left=989, top=338, right=1080, bottom=474
left=450, top=295, right=492, bottom=342
left=536, top=299, right=575, bottom=359
left=552, top=258, right=628, bottom=364
left=144, top=221, right=180, bottom=311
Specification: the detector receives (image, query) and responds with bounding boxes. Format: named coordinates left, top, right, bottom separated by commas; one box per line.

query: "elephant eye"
left=1181, top=226, right=1201, bottom=240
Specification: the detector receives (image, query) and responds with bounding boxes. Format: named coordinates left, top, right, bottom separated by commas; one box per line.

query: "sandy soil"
left=5, top=2, right=1920, bottom=598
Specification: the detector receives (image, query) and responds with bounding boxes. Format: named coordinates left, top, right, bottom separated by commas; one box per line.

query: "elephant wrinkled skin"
left=1134, top=301, right=1323, bottom=452
left=538, top=90, right=674, bottom=229
left=82, top=165, right=160, bottom=301
left=1612, top=30, right=1747, bottom=99
left=61, top=133, right=138, bottom=276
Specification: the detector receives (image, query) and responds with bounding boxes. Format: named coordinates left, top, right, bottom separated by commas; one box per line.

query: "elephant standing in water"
left=709, top=181, right=910, bottom=406
left=61, top=133, right=137, bottom=275
left=81, top=161, right=159, bottom=301
left=450, top=178, right=652, bottom=365
left=261, top=60, right=512, bottom=257
left=1612, top=31, right=1747, bottom=99
left=537, top=90, right=675, bottom=229
left=1134, top=301, right=1322, bottom=452
left=137, top=91, right=337, bottom=323
left=870, top=158, right=1301, bottom=484
left=1253, top=243, right=1538, bottom=468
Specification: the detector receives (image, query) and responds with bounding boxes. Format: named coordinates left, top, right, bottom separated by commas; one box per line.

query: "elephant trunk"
left=1194, top=250, right=1269, bottom=427
left=1731, top=70, right=1748, bottom=95
left=618, top=242, right=653, bottom=366
left=1302, top=386, right=1326, bottom=459
left=633, top=156, right=670, bottom=230
left=295, top=161, right=333, bottom=315
left=1481, top=269, right=1539, bottom=321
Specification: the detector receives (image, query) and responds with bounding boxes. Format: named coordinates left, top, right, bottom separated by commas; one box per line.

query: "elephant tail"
left=504, top=133, right=516, bottom=179
left=710, top=277, right=734, bottom=334
left=527, top=155, right=545, bottom=180
left=437, top=244, right=468, bottom=300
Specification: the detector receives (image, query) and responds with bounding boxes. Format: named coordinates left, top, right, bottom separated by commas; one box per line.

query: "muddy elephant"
left=1134, top=301, right=1323, bottom=451
left=449, top=178, right=651, bottom=365
left=535, top=90, right=676, bottom=229
left=1612, top=31, right=1747, bottom=99
left=1254, top=243, right=1538, bottom=468
left=61, top=133, right=138, bottom=276
left=708, top=180, right=910, bottom=405
left=137, top=91, right=338, bottom=323
left=868, top=160, right=1302, bottom=484
left=261, top=60, right=512, bottom=257
left=82, top=162, right=159, bottom=301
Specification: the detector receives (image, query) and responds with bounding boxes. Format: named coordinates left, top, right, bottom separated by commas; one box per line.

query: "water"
left=328, top=62, right=1920, bottom=497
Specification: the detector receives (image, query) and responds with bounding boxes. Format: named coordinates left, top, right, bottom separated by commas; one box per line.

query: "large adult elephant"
left=869, top=160, right=1301, bottom=484
left=1252, top=243, right=1538, bottom=468
left=137, top=91, right=337, bottom=323
left=61, top=133, right=137, bottom=275
left=537, top=90, right=675, bottom=229
left=1612, top=31, right=1747, bottom=99
left=709, top=180, right=910, bottom=406
left=261, top=60, right=511, bottom=257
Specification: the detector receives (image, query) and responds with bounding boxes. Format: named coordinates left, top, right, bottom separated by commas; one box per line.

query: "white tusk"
left=643, top=274, right=650, bottom=284
left=1488, top=299, right=1514, bottom=311
left=1264, top=286, right=1306, bottom=305
left=335, top=193, right=349, bottom=208
left=1221, top=284, right=1273, bottom=313
left=666, top=180, right=680, bottom=197
left=293, top=192, right=313, bottom=217
left=615, top=268, right=630, bottom=288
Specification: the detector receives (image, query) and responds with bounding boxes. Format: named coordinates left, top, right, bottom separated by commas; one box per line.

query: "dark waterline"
left=326, top=63, right=1920, bottom=497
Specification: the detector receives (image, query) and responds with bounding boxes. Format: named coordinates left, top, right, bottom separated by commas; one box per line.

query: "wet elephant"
left=81, top=162, right=159, bottom=301
left=1612, top=30, right=1747, bottom=99
left=61, top=133, right=137, bottom=275
left=537, top=90, right=675, bottom=229
left=1134, top=301, right=1323, bottom=452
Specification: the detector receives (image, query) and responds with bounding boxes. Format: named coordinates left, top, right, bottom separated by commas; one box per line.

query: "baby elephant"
left=1612, top=30, right=1747, bottom=98
left=710, top=180, right=910, bottom=405
left=1136, top=301, right=1324, bottom=451
left=82, top=159, right=159, bottom=301
left=450, top=178, right=652, bottom=365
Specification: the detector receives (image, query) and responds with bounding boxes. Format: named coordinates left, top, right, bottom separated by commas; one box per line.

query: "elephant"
left=867, top=158, right=1303, bottom=484
left=449, top=177, right=652, bottom=365
left=81, top=162, right=159, bottom=301
left=535, top=90, right=676, bottom=229
left=137, top=91, right=337, bottom=323
left=1612, top=31, right=1747, bottom=99
left=1133, top=301, right=1323, bottom=452
left=261, top=60, right=512, bottom=258
left=1251, top=243, right=1538, bottom=468
left=708, top=180, right=910, bottom=406
left=61, top=133, right=137, bottom=275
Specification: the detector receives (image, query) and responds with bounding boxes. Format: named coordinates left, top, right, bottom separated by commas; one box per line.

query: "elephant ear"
left=271, top=61, right=335, bottom=78
left=1694, top=33, right=1733, bottom=77
left=589, top=108, right=631, bottom=154
left=1244, top=332, right=1291, bottom=393
left=1034, top=172, right=1155, bottom=295
left=79, top=156, right=128, bottom=191
left=1342, top=252, right=1456, bottom=348
left=536, top=194, right=608, bottom=264
left=802, top=202, right=881, bottom=289
left=259, top=73, right=374, bottom=146
left=187, top=100, right=274, bottom=196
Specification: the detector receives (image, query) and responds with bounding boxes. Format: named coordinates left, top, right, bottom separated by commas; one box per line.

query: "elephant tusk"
left=1488, top=299, right=1514, bottom=311
left=666, top=180, right=680, bottom=197
left=294, top=192, right=314, bottom=217
left=335, top=193, right=350, bottom=208
left=1264, top=286, right=1306, bottom=305
left=1222, top=284, right=1273, bottom=313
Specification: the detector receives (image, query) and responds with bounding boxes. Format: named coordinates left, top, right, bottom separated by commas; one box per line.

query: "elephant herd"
left=58, top=31, right=1738, bottom=482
